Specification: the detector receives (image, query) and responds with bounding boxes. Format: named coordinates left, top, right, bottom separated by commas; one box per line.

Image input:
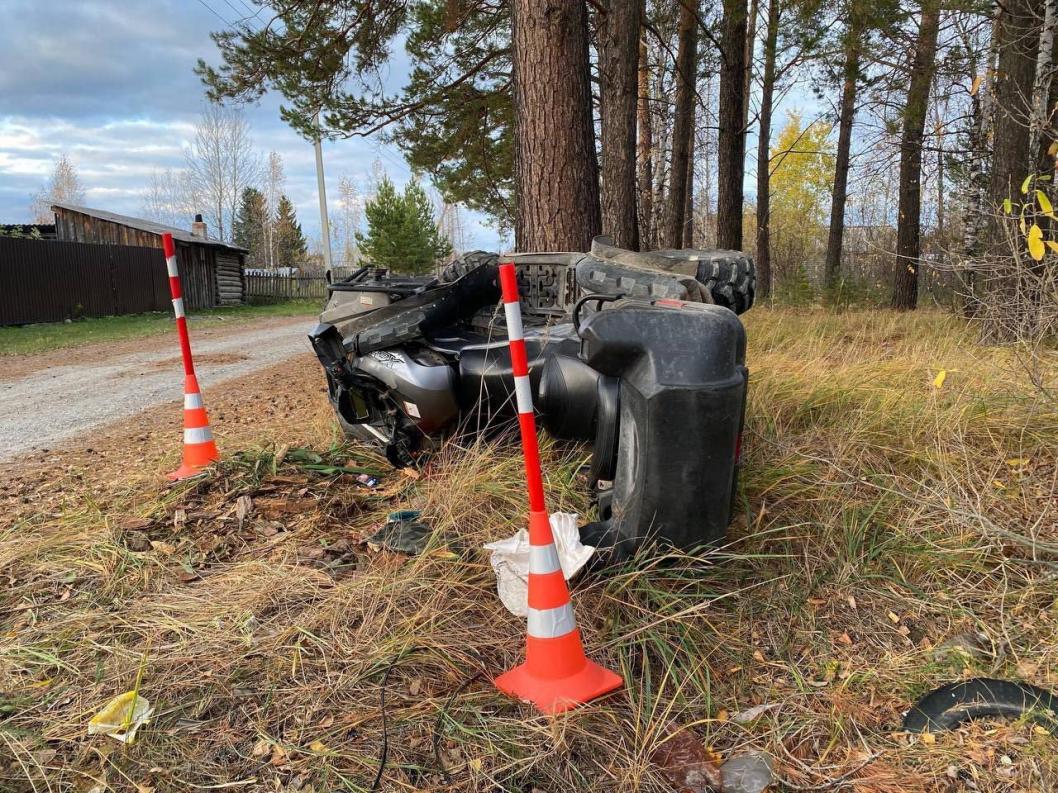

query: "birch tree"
left=185, top=105, right=261, bottom=242
left=30, top=154, right=86, bottom=222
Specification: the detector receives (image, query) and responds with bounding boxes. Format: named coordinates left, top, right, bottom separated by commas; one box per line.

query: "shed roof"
left=51, top=203, right=248, bottom=253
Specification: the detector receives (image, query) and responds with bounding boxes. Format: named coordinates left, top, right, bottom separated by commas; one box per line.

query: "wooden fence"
left=244, top=272, right=329, bottom=302
left=0, top=237, right=170, bottom=326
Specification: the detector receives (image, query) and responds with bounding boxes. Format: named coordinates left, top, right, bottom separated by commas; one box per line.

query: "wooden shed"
left=51, top=203, right=247, bottom=308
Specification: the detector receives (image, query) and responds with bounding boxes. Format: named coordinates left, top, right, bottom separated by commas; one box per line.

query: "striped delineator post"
left=162, top=233, right=220, bottom=480
left=493, top=260, right=623, bottom=714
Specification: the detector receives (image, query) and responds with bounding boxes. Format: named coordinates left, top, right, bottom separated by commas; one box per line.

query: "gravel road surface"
left=1, top=316, right=316, bottom=461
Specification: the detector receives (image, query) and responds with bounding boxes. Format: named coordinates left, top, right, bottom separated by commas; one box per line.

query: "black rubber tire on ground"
left=440, top=250, right=499, bottom=283
left=654, top=248, right=756, bottom=315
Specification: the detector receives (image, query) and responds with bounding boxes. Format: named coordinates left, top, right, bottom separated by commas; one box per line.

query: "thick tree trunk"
left=684, top=123, right=696, bottom=245
left=599, top=0, right=641, bottom=250
left=637, top=32, right=654, bottom=249
left=667, top=0, right=699, bottom=248
left=717, top=0, right=749, bottom=251
left=754, top=0, right=778, bottom=299
left=891, top=0, right=941, bottom=310
left=512, top=0, right=601, bottom=251
left=823, top=26, right=861, bottom=294
left=743, top=0, right=760, bottom=129
left=979, top=0, right=1045, bottom=339
left=1031, top=0, right=1058, bottom=171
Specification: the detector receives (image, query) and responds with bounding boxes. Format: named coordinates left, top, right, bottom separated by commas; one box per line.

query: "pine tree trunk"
left=684, top=123, right=696, bottom=245
left=667, top=0, right=699, bottom=249
left=717, top=0, right=748, bottom=251
left=891, top=0, right=941, bottom=311
left=743, top=0, right=759, bottom=129
left=1031, top=0, right=1058, bottom=171
left=599, top=0, right=641, bottom=250
left=754, top=0, right=778, bottom=299
left=512, top=0, right=601, bottom=251
left=637, top=31, right=655, bottom=249
left=823, top=25, right=861, bottom=294
left=980, top=0, right=1043, bottom=340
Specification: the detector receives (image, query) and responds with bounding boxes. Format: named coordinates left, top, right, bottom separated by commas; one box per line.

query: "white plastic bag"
left=483, top=512, right=594, bottom=616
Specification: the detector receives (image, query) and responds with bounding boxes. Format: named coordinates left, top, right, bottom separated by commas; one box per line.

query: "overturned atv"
left=310, top=236, right=753, bottom=558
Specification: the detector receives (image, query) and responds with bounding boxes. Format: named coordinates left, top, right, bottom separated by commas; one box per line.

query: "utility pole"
left=314, top=112, right=334, bottom=279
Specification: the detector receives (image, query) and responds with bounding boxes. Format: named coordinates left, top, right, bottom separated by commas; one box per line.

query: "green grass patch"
left=0, top=300, right=321, bottom=356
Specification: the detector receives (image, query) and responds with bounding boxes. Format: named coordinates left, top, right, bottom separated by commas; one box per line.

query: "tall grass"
left=1, top=308, right=1056, bottom=791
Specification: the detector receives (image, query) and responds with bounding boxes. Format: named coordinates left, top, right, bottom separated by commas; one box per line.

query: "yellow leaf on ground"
left=933, top=369, right=947, bottom=389
left=309, top=740, right=327, bottom=752
left=921, top=732, right=936, bottom=745
left=1006, top=458, right=1029, bottom=467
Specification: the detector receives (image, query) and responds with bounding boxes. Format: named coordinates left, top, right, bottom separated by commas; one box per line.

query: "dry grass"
left=1, top=308, right=1057, bottom=792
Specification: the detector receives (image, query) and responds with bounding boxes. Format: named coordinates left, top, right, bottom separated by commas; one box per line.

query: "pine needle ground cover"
left=1, top=308, right=1056, bottom=791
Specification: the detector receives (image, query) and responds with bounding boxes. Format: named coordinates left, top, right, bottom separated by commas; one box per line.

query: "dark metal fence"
left=0, top=237, right=170, bottom=326
left=244, top=272, right=329, bottom=302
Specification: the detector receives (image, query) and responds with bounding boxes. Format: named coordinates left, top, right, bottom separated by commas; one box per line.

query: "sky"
left=0, top=0, right=503, bottom=251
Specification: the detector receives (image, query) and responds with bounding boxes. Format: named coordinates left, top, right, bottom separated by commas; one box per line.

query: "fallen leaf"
left=236, top=495, right=253, bottom=525
left=251, top=738, right=271, bottom=757
left=887, top=611, right=901, bottom=624
left=149, top=540, right=176, bottom=556
left=933, top=369, right=947, bottom=389
left=309, top=740, right=327, bottom=753
left=752, top=650, right=766, bottom=663
left=651, top=724, right=722, bottom=792
left=838, top=631, right=853, bottom=646
left=921, top=732, right=936, bottom=745
left=730, top=702, right=780, bottom=724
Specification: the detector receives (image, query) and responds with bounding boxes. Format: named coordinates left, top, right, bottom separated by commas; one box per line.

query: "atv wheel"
left=695, top=250, right=755, bottom=314
left=440, top=250, right=499, bottom=283
left=655, top=249, right=756, bottom=314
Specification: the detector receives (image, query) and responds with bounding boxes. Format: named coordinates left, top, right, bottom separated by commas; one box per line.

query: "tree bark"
left=512, top=0, right=601, bottom=251
left=717, top=0, right=749, bottom=251
left=823, top=23, right=861, bottom=294
left=684, top=122, right=696, bottom=245
left=637, top=31, right=655, bottom=249
left=743, top=0, right=760, bottom=130
left=978, top=0, right=1045, bottom=339
left=598, top=0, right=641, bottom=250
left=667, top=0, right=699, bottom=248
left=1031, top=0, right=1058, bottom=172
left=754, top=0, right=779, bottom=299
left=891, top=0, right=941, bottom=310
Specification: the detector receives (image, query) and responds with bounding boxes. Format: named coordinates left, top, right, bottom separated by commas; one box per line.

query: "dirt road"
left=0, top=315, right=316, bottom=461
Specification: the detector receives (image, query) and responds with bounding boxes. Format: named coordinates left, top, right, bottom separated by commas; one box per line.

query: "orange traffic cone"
left=494, top=511, right=624, bottom=714
left=167, top=373, right=219, bottom=481
left=493, top=260, right=622, bottom=714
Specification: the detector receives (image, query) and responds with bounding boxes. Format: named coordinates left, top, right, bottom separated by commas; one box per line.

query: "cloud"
left=0, top=0, right=502, bottom=250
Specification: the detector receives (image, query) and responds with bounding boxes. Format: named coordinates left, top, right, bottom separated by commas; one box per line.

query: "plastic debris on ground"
left=483, top=512, right=594, bottom=617
left=87, top=691, right=153, bottom=744
left=366, top=510, right=432, bottom=555
left=719, top=752, right=775, bottom=793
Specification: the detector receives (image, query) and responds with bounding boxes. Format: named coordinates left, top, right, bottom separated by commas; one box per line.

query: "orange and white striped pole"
left=162, top=232, right=219, bottom=480
left=492, top=260, right=623, bottom=714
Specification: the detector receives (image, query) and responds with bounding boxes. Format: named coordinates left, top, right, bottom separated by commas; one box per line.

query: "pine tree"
left=274, top=195, right=307, bottom=268
left=233, top=187, right=268, bottom=266
left=356, top=177, right=452, bottom=274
